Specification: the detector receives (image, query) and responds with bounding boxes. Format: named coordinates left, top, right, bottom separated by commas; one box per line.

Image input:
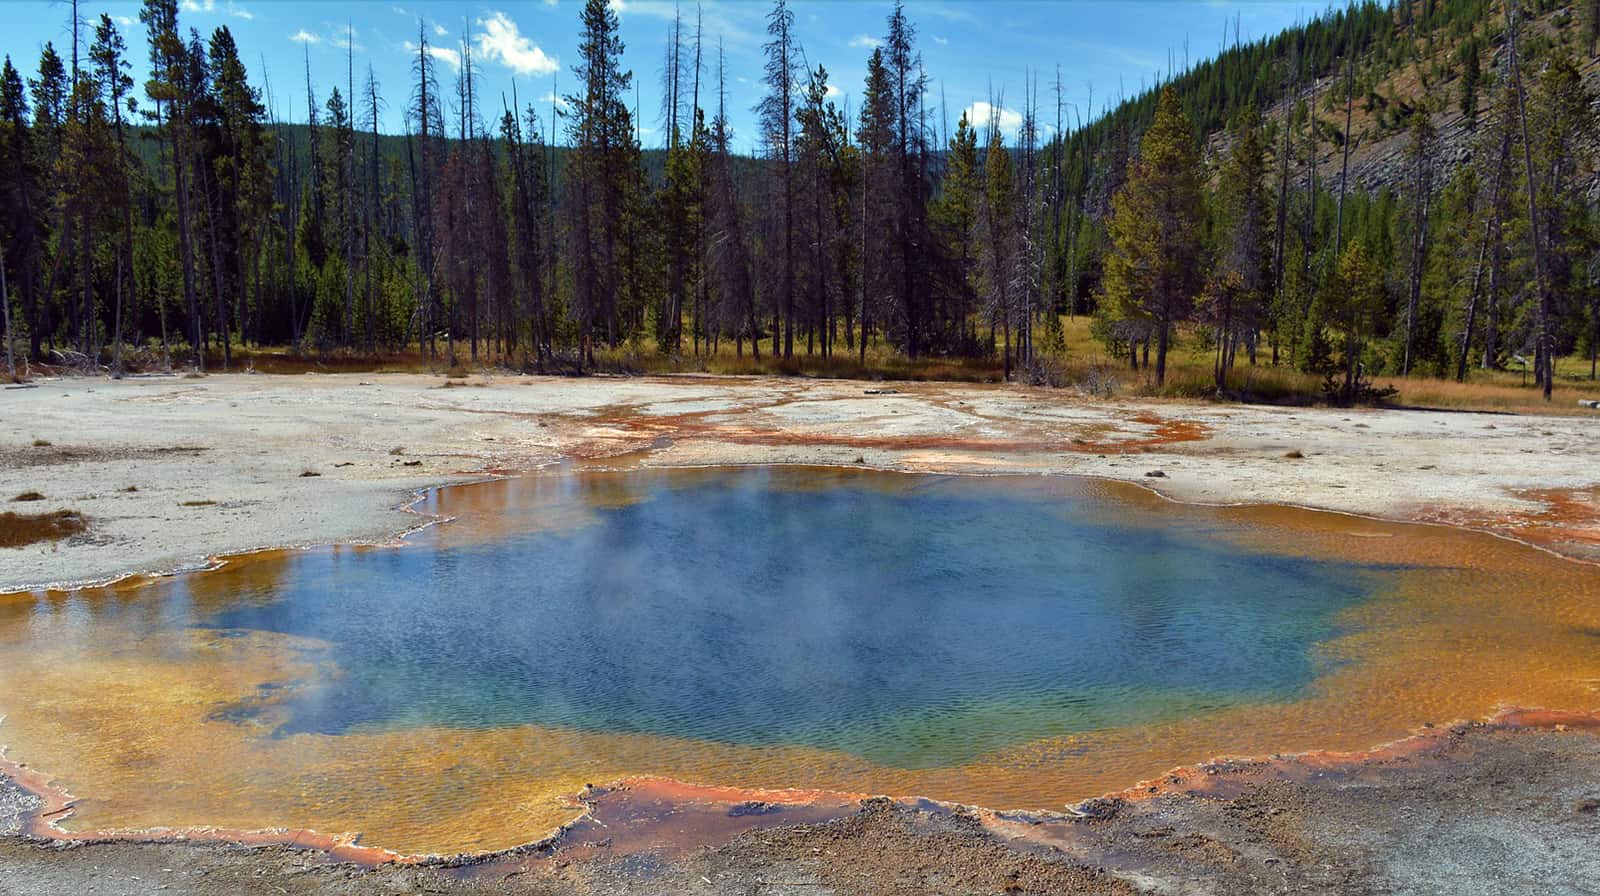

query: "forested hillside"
left=1, top=0, right=1597, bottom=403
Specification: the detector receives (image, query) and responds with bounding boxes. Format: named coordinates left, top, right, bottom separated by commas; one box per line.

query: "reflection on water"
left=1, top=467, right=1597, bottom=856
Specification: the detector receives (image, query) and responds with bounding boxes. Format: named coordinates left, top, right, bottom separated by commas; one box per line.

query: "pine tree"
left=856, top=47, right=893, bottom=364
left=566, top=0, right=641, bottom=362
left=977, top=113, right=1017, bottom=378
left=1316, top=240, right=1384, bottom=401
left=795, top=64, right=849, bottom=358
left=1204, top=106, right=1270, bottom=388
left=1399, top=113, right=1436, bottom=377
left=1458, top=36, right=1481, bottom=126
left=140, top=0, right=203, bottom=370
left=757, top=0, right=798, bottom=358
left=705, top=40, right=757, bottom=360
left=932, top=111, right=979, bottom=349
left=90, top=15, right=137, bottom=373
left=1, top=56, right=44, bottom=361
left=1098, top=86, right=1203, bottom=385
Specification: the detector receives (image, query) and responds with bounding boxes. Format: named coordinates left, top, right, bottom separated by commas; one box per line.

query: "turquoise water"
left=184, top=468, right=1385, bottom=768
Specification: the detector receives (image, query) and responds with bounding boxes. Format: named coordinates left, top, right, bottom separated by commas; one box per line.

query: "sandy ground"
left=4, top=371, right=1600, bottom=894
left=3, top=371, right=1598, bottom=592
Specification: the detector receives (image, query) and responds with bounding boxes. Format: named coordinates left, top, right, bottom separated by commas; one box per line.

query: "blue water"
left=198, top=468, right=1382, bottom=767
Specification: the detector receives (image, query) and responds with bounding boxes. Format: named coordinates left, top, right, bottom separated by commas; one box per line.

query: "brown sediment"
left=510, top=778, right=869, bottom=867
left=1096, top=705, right=1600, bottom=806
left=0, top=443, right=208, bottom=470
left=0, top=509, right=87, bottom=548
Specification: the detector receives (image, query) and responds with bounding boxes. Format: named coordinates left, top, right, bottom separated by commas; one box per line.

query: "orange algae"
left=1413, top=484, right=1600, bottom=555
left=561, top=397, right=1209, bottom=459
left=0, top=470, right=1597, bottom=858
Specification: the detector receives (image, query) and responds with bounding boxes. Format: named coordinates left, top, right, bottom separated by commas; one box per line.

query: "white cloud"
left=848, top=34, right=882, bottom=49
left=824, top=83, right=841, bottom=99
left=611, top=0, right=759, bottom=48
left=540, top=91, right=571, bottom=110
left=405, top=40, right=461, bottom=72
left=113, top=15, right=136, bottom=26
left=329, top=26, right=362, bottom=51
left=181, top=0, right=252, bottom=19
left=932, top=35, right=949, bottom=45
left=964, top=101, right=1023, bottom=137
left=290, top=29, right=322, bottom=44
left=433, top=23, right=448, bottom=36
left=474, top=11, right=558, bottom=77
left=391, top=5, right=409, bottom=15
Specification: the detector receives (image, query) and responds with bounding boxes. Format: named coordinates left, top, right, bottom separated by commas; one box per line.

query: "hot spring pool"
left=2, top=466, right=1596, bottom=855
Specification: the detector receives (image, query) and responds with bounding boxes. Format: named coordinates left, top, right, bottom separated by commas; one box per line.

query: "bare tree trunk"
left=172, top=108, right=204, bottom=372
left=1270, top=43, right=1298, bottom=367
left=1401, top=164, right=1430, bottom=377
left=1506, top=0, right=1553, bottom=399
left=112, top=253, right=124, bottom=376
left=202, top=165, right=232, bottom=369
left=1456, top=225, right=1489, bottom=383
left=1334, top=38, right=1354, bottom=253
left=1, top=235, right=14, bottom=380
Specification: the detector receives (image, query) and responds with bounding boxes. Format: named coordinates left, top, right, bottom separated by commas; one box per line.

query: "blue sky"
left=2, top=0, right=1319, bottom=152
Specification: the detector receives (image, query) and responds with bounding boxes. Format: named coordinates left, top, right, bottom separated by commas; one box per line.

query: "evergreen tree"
left=1098, top=86, right=1203, bottom=385
left=977, top=113, right=1018, bottom=378
left=1316, top=240, right=1385, bottom=401
left=1204, top=106, right=1270, bottom=388
left=932, top=111, right=979, bottom=349
left=856, top=47, right=894, bottom=364
left=757, top=0, right=798, bottom=358
left=1, top=56, right=44, bottom=360
left=140, top=0, right=204, bottom=370
left=566, top=0, right=641, bottom=362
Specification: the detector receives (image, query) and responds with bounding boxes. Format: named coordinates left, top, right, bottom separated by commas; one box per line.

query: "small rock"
left=1144, top=470, right=1166, bottom=478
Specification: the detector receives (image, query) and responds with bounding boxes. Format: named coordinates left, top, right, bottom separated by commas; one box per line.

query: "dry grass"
left=11, top=491, right=45, bottom=502
left=179, top=500, right=217, bottom=507
left=69, top=320, right=1600, bottom=416
left=0, top=510, right=87, bottom=548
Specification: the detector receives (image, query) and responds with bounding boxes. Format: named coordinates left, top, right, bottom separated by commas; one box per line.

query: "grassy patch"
left=179, top=499, right=217, bottom=507
left=11, top=491, right=45, bottom=502
left=0, top=510, right=87, bottom=548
